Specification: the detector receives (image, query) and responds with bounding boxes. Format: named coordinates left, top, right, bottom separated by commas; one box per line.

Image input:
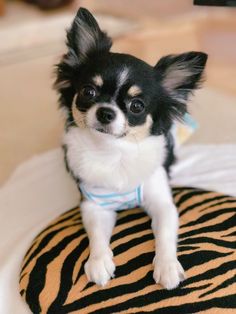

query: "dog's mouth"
left=95, top=127, right=109, bottom=134
left=92, top=126, right=126, bottom=138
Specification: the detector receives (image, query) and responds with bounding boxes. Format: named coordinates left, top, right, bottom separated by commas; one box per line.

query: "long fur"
left=54, top=8, right=208, bottom=289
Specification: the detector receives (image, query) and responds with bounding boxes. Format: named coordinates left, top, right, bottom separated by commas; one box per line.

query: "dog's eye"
left=129, top=99, right=145, bottom=114
left=80, top=85, right=97, bottom=100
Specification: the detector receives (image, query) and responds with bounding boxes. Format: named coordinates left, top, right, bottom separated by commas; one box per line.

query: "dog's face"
left=55, top=8, right=207, bottom=139
left=71, top=54, right=162, bottom=139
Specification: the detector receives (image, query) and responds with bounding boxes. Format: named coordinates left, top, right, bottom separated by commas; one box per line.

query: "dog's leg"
left=143, top=167, right=185, bottom=289
left=81, top=200, right=117, bottom=286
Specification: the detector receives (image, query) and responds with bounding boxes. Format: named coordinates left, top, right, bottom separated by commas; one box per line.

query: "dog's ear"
left=155, top=51, right=208, bottom=103
left=54, top=8, right=112, bottom=109
left=66, top=7, right=112, bottom=62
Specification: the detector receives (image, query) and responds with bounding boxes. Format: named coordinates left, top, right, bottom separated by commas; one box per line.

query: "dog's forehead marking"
left=112, top=66, right=129, bottom=99
left=127, top=85, right=142, bottom=97
left=92, top=75, right=103, bottom=87
left=117, top=67, right=129, bottom=88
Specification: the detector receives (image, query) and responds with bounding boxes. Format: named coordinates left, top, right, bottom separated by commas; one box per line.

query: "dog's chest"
left=64, top=128, right=166, bottom=191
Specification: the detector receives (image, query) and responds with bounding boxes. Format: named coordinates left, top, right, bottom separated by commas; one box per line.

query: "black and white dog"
left=55, top=8, right=207, bottom=289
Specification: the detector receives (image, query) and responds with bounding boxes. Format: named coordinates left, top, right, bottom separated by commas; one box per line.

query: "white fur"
left=117, top=67, right=129, bottom=88
left=81, top=200, right=116, bottom=286
left=64, top=127, right=185, bottom=288
left=64, top=127, right=166, bottom=191
left=143, top=167, right=185, bottom=289
left=112, top=67, right=130, bottom=99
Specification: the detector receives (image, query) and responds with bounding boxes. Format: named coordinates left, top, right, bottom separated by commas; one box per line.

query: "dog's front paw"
left=153, top=257, right=185, bottom=290
left=84, top=250, right=115, bottom=286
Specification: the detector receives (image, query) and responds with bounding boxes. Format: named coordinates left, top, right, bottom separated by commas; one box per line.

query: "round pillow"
left=19, top=187, right=236, bottom=314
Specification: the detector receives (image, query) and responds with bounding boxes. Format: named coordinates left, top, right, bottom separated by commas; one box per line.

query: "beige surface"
left=0, top=0, right=236, bottom=185
left=0, top=55, right=63, bottom=184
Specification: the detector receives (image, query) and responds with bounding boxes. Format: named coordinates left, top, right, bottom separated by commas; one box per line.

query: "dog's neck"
left=64, top=127, right=167, bottom=192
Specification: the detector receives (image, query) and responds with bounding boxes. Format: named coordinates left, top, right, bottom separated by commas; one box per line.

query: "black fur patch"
left=62, top=144, right=81, bottom=185
left=164, top=132, right=176, bottom=176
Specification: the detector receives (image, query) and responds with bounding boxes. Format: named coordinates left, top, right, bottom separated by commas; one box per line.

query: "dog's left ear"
left=154, top=51, right=208, bottom=103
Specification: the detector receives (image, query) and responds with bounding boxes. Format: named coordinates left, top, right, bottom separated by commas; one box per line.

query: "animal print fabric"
left=19, top=187, right=236, bottom=314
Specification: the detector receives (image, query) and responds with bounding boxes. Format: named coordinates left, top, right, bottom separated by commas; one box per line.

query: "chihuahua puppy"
left=55, top=8, right=207, bottom=289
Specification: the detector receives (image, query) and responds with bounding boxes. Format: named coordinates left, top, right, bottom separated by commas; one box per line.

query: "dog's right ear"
left=54, top=8, right=112, bottom=109
left=66, top=7, right=112, bottom=63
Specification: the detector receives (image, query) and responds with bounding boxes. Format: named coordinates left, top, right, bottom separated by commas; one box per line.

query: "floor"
left=0, top=0, right=236, bottom=185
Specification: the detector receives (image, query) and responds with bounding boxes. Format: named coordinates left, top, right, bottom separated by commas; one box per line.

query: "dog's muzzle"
left=96, top=107, right=116, bottom=125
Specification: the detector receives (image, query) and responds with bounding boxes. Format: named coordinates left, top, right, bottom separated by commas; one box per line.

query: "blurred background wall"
left=0, top=0, right=236, bottom=184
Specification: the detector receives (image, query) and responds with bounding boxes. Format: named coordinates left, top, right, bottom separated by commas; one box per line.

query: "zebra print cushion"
left=19, top=187, right=236, bottom=314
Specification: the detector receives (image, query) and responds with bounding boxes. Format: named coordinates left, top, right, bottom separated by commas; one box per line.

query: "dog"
left=55, top=8, right=207, bottom=289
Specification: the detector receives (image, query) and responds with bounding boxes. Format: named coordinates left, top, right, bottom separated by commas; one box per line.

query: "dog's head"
left=55, top=8, right=207, bottom=139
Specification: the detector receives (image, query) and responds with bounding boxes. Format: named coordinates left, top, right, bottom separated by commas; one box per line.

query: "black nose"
left=96, top=107, right=116, bottom=124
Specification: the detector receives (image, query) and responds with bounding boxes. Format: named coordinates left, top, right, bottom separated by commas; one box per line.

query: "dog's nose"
left=96, top=107, right=116, bottom=124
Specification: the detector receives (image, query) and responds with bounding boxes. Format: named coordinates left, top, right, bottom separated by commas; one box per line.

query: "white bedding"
left=0, top=144, right=236, bottom=314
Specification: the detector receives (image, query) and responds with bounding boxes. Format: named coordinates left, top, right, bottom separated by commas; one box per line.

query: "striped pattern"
left=80, top=184, right=143, bottom=210
left=19, top=187, right=236, bottom=314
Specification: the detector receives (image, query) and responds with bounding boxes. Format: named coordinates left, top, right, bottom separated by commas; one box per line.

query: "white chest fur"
left=63, top=127, right=166, bottom=192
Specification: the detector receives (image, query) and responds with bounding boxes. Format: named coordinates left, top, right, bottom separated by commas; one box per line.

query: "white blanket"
left=0, top=144, right=236, bottom=314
